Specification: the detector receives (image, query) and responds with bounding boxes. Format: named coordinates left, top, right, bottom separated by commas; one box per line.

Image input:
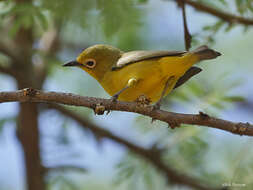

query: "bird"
left=63, top=44, right=221, bottom=109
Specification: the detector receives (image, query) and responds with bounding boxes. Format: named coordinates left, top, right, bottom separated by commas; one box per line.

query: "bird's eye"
left=85, top=59, right=96, bottom=69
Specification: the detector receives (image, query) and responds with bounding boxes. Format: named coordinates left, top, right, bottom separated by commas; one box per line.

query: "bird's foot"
left=136, top=94, right=151, bottom=107
left=150, top=102, right=161, bottom=123
left=152, top=102, right=161, bottom=111
left=93, top=103, right=106, bottom=115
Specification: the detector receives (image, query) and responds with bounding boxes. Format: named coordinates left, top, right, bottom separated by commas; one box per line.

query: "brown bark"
left=17, top=102, right=45, bottom=190
left=15, top=63, right=45, bottom=190
left=1, top=89, right=252, bottom=137
left=13, top=0, right=45, bottom=188
left=179, top=0, right=253, bottom=25
left=15, top=61, right=45, bottom=190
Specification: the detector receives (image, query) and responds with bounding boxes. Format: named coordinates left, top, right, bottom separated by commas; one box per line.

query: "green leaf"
left=223, top=96, right=245, bottom=102
left=9, top=19, right=23, bottom=36
left=225, top=23, right=235, bottom=32
left=218, top=0, right=228, bottom=6
left=172, top=90, right=192, bottom=102
left=211, top=102, right=226, bottom=110
left=188, top=81, right=204, bottom=96
left=236, top=0, right=244, bottom=14
left=213, top=20, right=225, bottom=33
left=203, top=25, right=213, bottom=31
left=35, top=10, right=48, bottom=31
left=138, top=0, right=148, bottom=3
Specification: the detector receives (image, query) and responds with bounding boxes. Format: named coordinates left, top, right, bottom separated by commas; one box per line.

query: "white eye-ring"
left=85, top=59, right=96, bottom=69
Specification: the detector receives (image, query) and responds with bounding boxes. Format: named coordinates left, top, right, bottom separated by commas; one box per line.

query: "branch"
left=0, top=65, right=12, bottom=75
left=178, top=0, right=253, bottom=26
left=0, top=43, right=18, bottom=61
left=0, top=88, right=252, bottom=136
left=47, top=104, right=222, bottom=190
left=178, top=0, right=192, bottom=50
left=1, top=89, right=253, bottom=136
left=0, top=63, right=25, bottom=80
left=0, top=64, right=17, bottom=77
left=0, top=42, right=22, bottom=64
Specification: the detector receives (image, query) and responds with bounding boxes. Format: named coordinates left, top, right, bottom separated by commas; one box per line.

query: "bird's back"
left=101, top=53, right=199, bottom=102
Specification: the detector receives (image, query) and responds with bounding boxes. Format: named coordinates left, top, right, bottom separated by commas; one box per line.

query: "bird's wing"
left=111, top=50, right=187, bottom=70
left=173, top=66, right=202, bottom=89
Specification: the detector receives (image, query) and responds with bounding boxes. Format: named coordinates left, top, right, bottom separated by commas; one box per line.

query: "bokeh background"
left=0, top=0, right=253, bottom=189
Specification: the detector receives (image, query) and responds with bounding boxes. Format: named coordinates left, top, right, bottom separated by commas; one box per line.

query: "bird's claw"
left=93, top=104, right=106, bottom=115
left=152, top=102, right=161, bottom=110
left=136, top=94, right=151, bottom=107
left=150, top=103, right=160, bottom=123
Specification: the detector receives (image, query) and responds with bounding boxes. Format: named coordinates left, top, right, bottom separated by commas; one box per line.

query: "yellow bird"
left=63, top=44, right=221, bottom=108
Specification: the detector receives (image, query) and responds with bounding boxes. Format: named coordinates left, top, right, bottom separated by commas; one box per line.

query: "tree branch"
left=178, top=0, right=192, bottom=51
left=178, top=0, right=253, bottom=26
left=0, top=42, right=20, bottom=62
left=47, top=104, right=222, bottom=190
left=0, top=88, right=252, bottom=137
left=0, top=64, right=18, bottom=77
left=0, top=65, right=12, bottom=75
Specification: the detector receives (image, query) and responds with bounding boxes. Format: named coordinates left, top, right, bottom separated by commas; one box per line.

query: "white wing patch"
left=112, top=50, right=186, bottom=70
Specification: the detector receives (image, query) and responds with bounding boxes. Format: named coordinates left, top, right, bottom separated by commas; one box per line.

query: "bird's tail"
left=191, top=45, right=221, bottom=61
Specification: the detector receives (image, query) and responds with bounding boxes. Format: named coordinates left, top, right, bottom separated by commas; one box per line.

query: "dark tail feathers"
left=192, top=45, right=221, bottom=61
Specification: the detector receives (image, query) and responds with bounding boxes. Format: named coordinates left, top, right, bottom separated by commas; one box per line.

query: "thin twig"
left=47, top=104, right=222, bottom=190
left=0, top=88, right=252, bottom=136
left=179, top=0, right=253, bottom=25
left=178, top=0, right=192, bottom=51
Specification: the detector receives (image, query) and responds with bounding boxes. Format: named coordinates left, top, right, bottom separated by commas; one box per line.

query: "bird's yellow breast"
left=99, top=53, right=199, bottom=102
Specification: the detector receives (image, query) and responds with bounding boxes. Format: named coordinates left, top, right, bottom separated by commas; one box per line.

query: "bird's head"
left=63, top=44, right=122, bottom=81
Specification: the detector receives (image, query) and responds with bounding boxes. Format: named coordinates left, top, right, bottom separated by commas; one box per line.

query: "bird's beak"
left=62, top=61, right=82, bottom=67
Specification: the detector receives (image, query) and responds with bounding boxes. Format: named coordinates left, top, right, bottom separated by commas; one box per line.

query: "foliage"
left=166, top=75, right=245, bottom=115
left=192, top=0, right=253, bottom=44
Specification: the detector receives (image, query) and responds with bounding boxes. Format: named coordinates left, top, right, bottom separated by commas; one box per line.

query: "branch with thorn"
left=177, top=0, right=192, bottom=51
left=176, top=0, right=253, bottom=26
left=0, top=88, right=252, bottom=136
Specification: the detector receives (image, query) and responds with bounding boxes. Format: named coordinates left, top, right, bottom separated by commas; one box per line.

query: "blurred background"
left=0, top=0, right=253, bottom=189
